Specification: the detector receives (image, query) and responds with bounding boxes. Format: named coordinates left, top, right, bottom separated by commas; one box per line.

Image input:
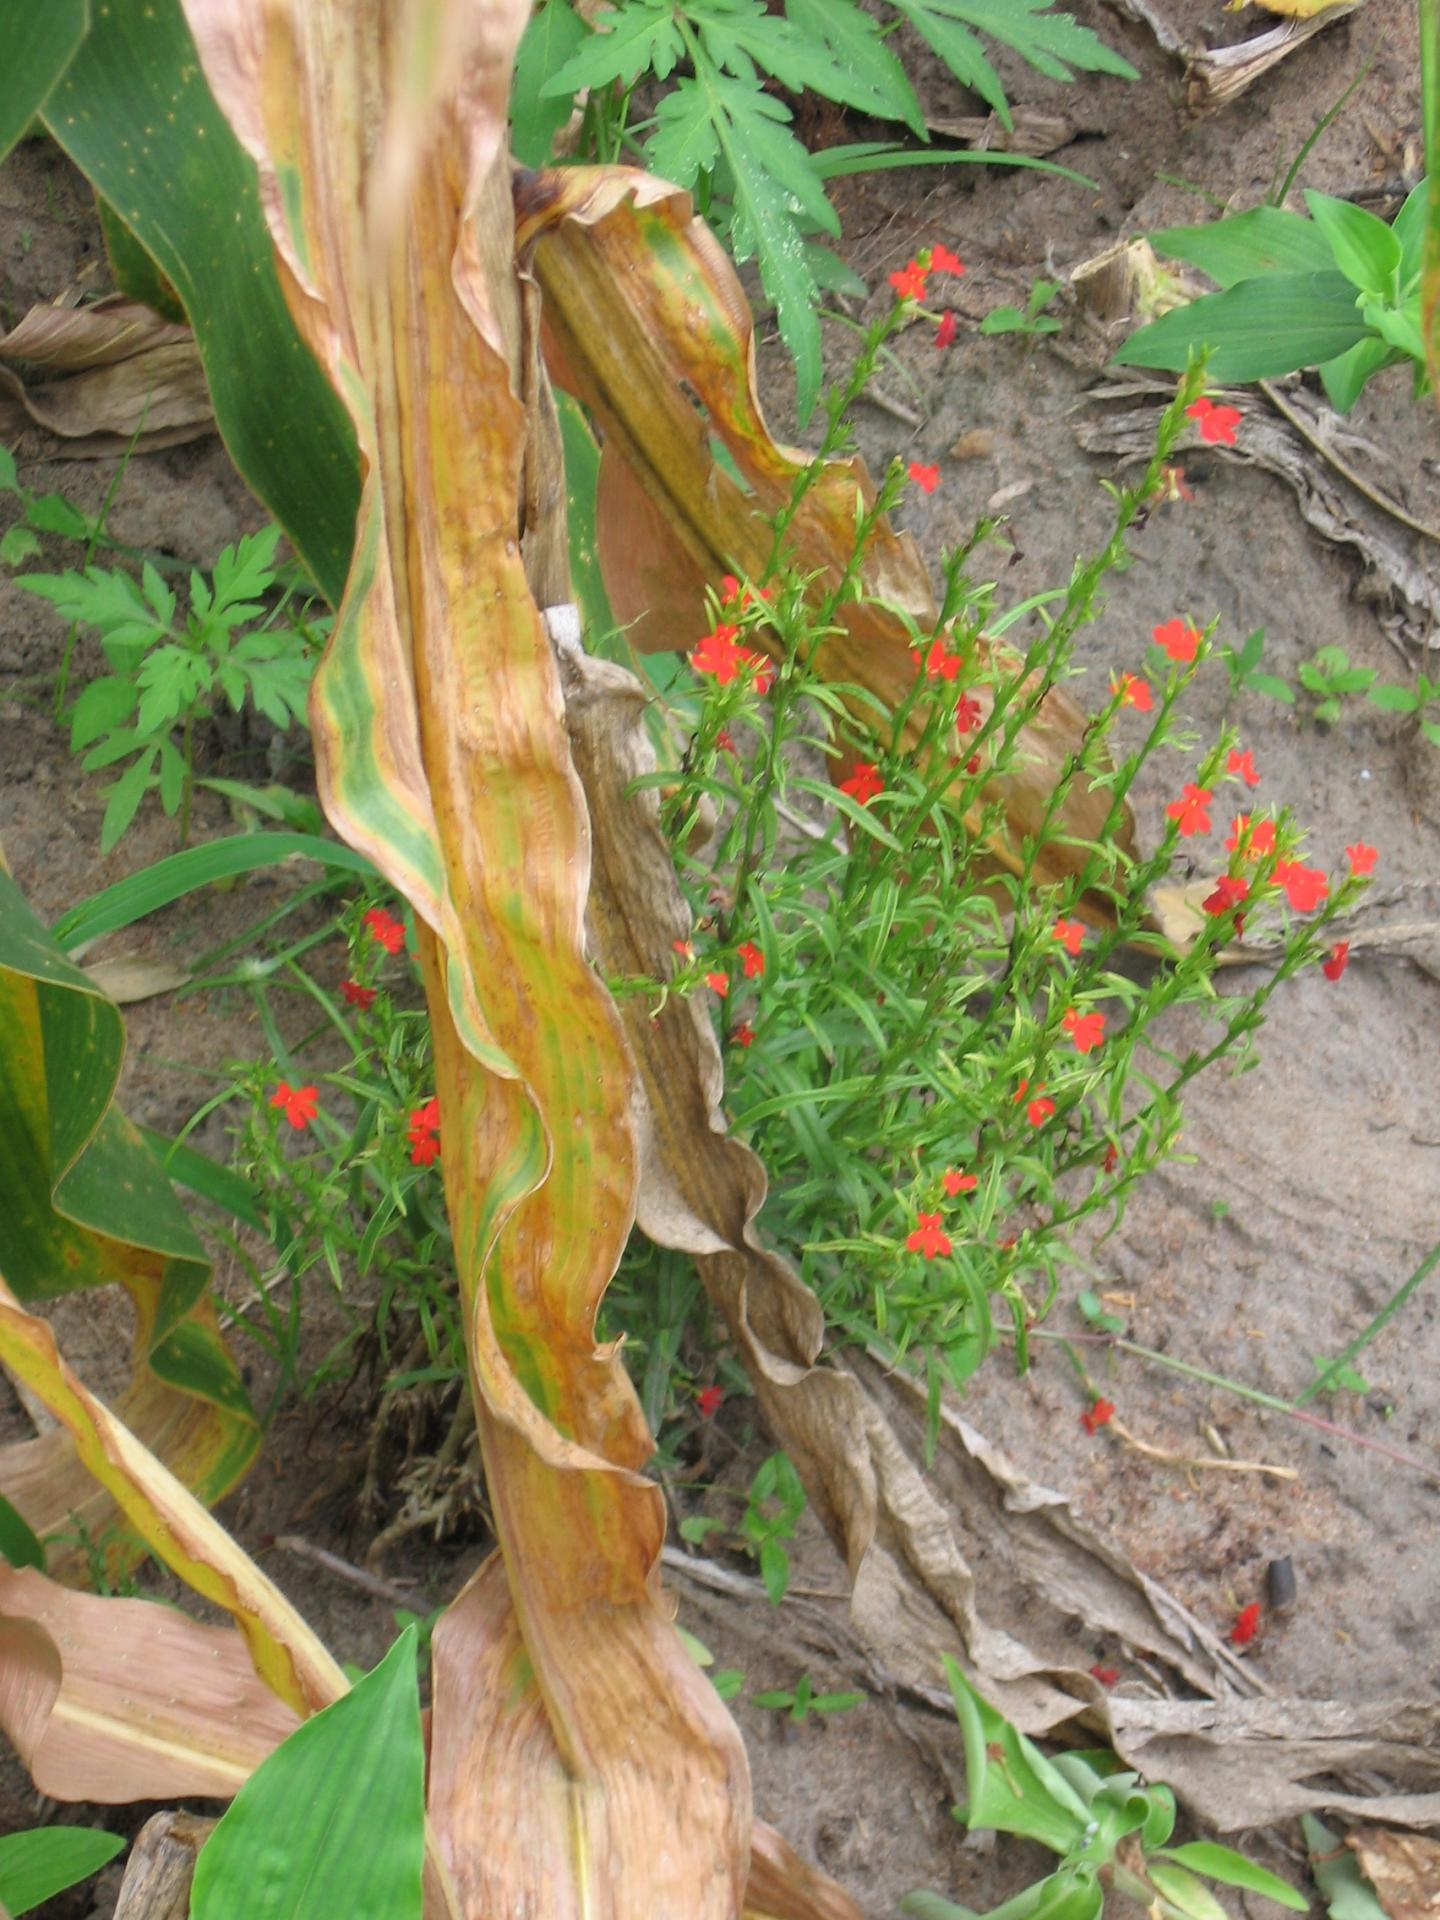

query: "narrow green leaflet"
left=0, top=1827, right=125, bottom=1918
left=1304, top=188, right=1403, bottom=301
left=0, top=0, right=89, bottom=160
left=1150, top=206, right=1335, bottom=289
left=1302, top=1817, right=1388, bottom=1920
left=190, top=1627, right=426, bottom=1920
left=1114, top=271, right=1371, bottom=381
left=785, top=0, right=925, bottom=134
left=41, top=0, right=358, bottom=605
left=887, top=0, right=1134, bottom=127
left=511, top=0, right=591, bottom=166
left=1155, top=1845, right=1306, bottom=1910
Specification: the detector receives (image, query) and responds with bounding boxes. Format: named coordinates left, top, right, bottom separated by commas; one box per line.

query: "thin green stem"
left=1295, top=1235, right=1440, bottom=1405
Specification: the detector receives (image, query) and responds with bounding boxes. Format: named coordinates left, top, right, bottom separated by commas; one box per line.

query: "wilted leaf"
left=0, top=1563, right=300, bottom=1800
left=1346, top=1830, right=1440, bottom=1920
left=80, top=955, right=189, bottom=1003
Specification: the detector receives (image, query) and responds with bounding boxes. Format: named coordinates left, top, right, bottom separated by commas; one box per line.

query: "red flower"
left=363, top=907, right=406, bottom=955
left=1202, top=874, right=1250, bottom=918
left=731, top=1021, right=756, bottom=1048
left=411, top=1096, right=440, bottom=1134
left=720, top=573, right=742, bottom=604
left=705, top=971, right=729, bottom=997
left=942, top=1167, right=978, bottom=1196
left=1152, top=618, right=1201, bottom=664
left=1225, top=814, right=1275, bottom=859
left=1013, top=1079, right=1055, bottom=1126
left=409, top=1131, right=441, bottom=1167
left=929, top=244, right=965, bottom=276
left=1089, top=1664, right=1119, bottom=1687
left=965, top=754, right=982, bottom=776
left=406, top=1095, right=441, bottom=1166
left=912, top=638, right=962, bottom=682
left=672, top=938, right=694, bottom=959
left=1102, top=1143, right=1118, bottom=1174
left=906, top=1212, right=952, bottom=1260
left=1110, top=671, right=1153, bottom=713
left=1187, top=396, right=1242, bottom=446
left=1052, top=917, right=1085, bottom=957
left=1080, top=1397, right=1115, bottom=1435
left=1322, top=941, right=1350, bottom=982
left=1227, top=748, right=1260, bottom=788
left=691, top=623, right=745, bottom=685
left=954, top=693, right=982, bottom=735
left=1230, top=1601, right=1262, bottom=1647
left=715, top=728, right=737, bottom=756
left=1345, top=842, right=1378, bottom=876
left=888, top=258, right=927, bottom=300
left=696, top=1386, right=724, bottom=1419
left=934, top=310, right=958, bottom=350
left=1273, top=860, right=1328, bottom=913
left=908, top=462, right=941, bottom=494
left=1062, top=1008, right=1106, bottom=1054
left=269, top=1081, right=319, bottom=1130
left=340, top=979, right=376, bottom=1010
left=1165, top=784, right=1213, bottom=837
left=840, top=762, right=884, bottom=805
left=738, top=940, right=765, bottom=980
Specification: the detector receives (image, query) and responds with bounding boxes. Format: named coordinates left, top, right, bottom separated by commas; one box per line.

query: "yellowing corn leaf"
left=0, top=1277, right=346, bottom=1717
left=0, top=1563, right=299, bottom=1801
left=0, top=294, right=212, bottom=454
left=514, top=167, right=1136, bottom=915
left=174, top=3, right=748, bottom=1910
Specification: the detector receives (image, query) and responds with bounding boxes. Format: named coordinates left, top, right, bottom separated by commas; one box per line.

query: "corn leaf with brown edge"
left=0, top=862, right=259, bottom=1582
left=173, top=3, right=749, bottom=1910
left=514, top=165, right=1136, bottom=920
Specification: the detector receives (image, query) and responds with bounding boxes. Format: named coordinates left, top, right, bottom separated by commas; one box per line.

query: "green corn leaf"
left=511, top=0, right=591, bottom=165
left=97, top=193, right=187, bottom=323
left=1150, top=206, right=1334, bottom=288
left=1114, top=271, right=1371, bottom=381
left=1155, top=1844, right=1307, bottom=1910
left=1305, top=189, right=1403, bottom=300
left=190, top=1627, right=425, bottom=1920
left=0, top=0, right=89, bottom=162
left=41, top=0, right=359, bottom=605
left=0, top=1827, right=125, bottom=1918
left=556, top=393, right=617, bottom=646
left=51, top=831, right=378, bottom=950
left=0, top=1492, right=45, bottom=1570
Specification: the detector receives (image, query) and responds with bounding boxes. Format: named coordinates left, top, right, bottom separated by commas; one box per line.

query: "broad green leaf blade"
left=1114, top=271, right=1371, bottom=380
left=0, top=0, right=88, bottom=161
left=96, top=195, right=187, bottom=323
left=1146, top=1863, right=1228, bottom=1920
left=0, top=1825, right=124, bottom=1917
left=1302, top=1816, right=1388, bottom=1920
left=0, top=1492, right=44, bottom=1570
left=1150, top=206, right=1335, bottom=288
left=1318, top=335, right=1398, bottom=412
left=511, top=0, right=590, bottom=166
left=42, top=0, right=358, bottom=604
left=941, top=1656, right=1092, bottom=1854
left=1156, top=1845, right=1307, bottom=1910
left=140, top=1127, right=266, bottom=1232
left=556, top=392, right=617, bottom=646
left=811, top=142, right=1099, bottom=190
left=1304, top=188, right=1403, bottom=299
left=191, top=1628, right=425, bottom=1920
left=51, top=831, right=377, bottom=950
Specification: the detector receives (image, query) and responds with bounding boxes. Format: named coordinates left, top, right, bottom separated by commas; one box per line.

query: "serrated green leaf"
left=512, top=0, right=590, bottom=165
left=1150, top=206, right=1335, bottom=289
left=141, top=558, right=176, bottom=628
left=15, top=565, right=165, bottom=649
left=1156, top=1844, right=1306, bottom=1909
left=25, top=492, right=91, bottom=539
left=210, top=526, right=281, bottom=618
left=156, top=736, right=185, bottom=814
left=0, top=524, right=40, bottom=566
left=887, top=0, right=1133, bottom=128
left=136, top=643, right=208, bottom=735
left=69, top=675, right=138, bottom=750
left=81, top=727, right=144, bottom=771
left=0, top=1827, right=125, bottom=1918
left=100, top=751, right=158, bottom=852
left=1115, top=272, right=1371, bottom=381
left=785, top=0, right=925, bottom=133
left=542, top=1, right=682, bottom=94
left=1305, top=189, right=1403, bottom=299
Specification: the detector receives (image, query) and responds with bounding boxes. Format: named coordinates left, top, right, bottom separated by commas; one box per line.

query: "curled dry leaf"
left=1185, top=3, right=1367, bottom=114
left=1346, top=1827, right=1440, bottom=1920
left=516, top=166, right=1137, bottom=925
left=0, top=294, right=212, bottom=454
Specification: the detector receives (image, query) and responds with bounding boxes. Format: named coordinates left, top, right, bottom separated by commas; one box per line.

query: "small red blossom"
left=1014, top=1079, right=1055, bottom=1127
left=965, top=754, right=982, bottom=775
left=720, top=573, right=742, bottom=603
left=737, top=941, right=765, bottom=980
left=672, top=938, right=694, bottom=959
left=888, top=258, right=928, bottom=301
left=705, top=971, right=729, bottom=998
left=1111, top=670, right=1154, bottom=712
left=363, top=907, right=406, bottom=955
left=912, top=638, right=963, bottom=682
left=906, top=1212, right=953, bottom=1260
left=1322, top=941, right=1350, bottom=982
left=690, top=622, right=745, bottom=684
left=942, top=1167, right=978, bottom=1197
left=1165, top=784, right=1213, bottom=837
left=1225, top=814, right=1276, bottom=859
left=1089, top=1664, right=1120, bottom=1687
left=1102, top=1143, right=1119, bottom=1174
left=409, top=1131, right=441, bottom=1167
left=1230, top=1601, right=1262, bottom=1647
left=934, top=310, right=958, bottom=350
left=1227, top=748, right=1261, bottom=788
left=1080, top=1397, right=1115, bottom=1435
left=406, top=1095, right=441, bottom=1166
left=340, top=979, right=375, bottom=1011
left=1052, top=917, right=1085, bottom=957
left=908, top=462, right=941, bottom=494
left=1187, top=395, right=1242, bottom=446
left=1062, top=1008, right=1106, bottom=1054
left=1152, top=618, right=1201, bottom=664
left=954, top=693, right=982, bottom=735
left=715, top=728, right=737, bottom=756
left=1157, top=464, right=1195, bottom=504
left=1273, top=860, right=1329, bottom=914
left=410, top=1096, right=440, bottom=1134
left=1203, top=874, right=1250, bottom=918
left=269, top=1081, right=319, bottom=1130
left=696, top=1386, right=725, bottom=1419
left=929, top=243, right=965, bottom=276
left=840, top=762, right=884, bottom=806
left=731, top=1021, right=756, bottom=1048
left=1345, top=842, right=1378, bottom=876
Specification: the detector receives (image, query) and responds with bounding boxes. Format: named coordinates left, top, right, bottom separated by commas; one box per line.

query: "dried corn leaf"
left=516, top=167, right=1137, bottom=920
left=0, top=295, right=211, bottom=454
left=1186, top=4, right=1366, bottom=113
left=1347, top=1829, right=1440, bottom=1920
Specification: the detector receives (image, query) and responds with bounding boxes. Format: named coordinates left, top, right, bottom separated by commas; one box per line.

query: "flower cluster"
left=407, top=1095, right=441, bottom=1167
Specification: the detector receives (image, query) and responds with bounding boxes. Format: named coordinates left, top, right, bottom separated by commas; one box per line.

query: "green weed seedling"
left=1297, top=645, right=1376, bottom=727
left=751, top=1672, right=865, bottom=1724
left=903, top=1660, right=1308, bottom=1920
left=1218, top=627, right=1293, bottom=705
left=742, top=1450, right=807, bottom=1606
left=980, top=279, right=1062, bottom=337
left=1367, top=669, right=1440, bottom=749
